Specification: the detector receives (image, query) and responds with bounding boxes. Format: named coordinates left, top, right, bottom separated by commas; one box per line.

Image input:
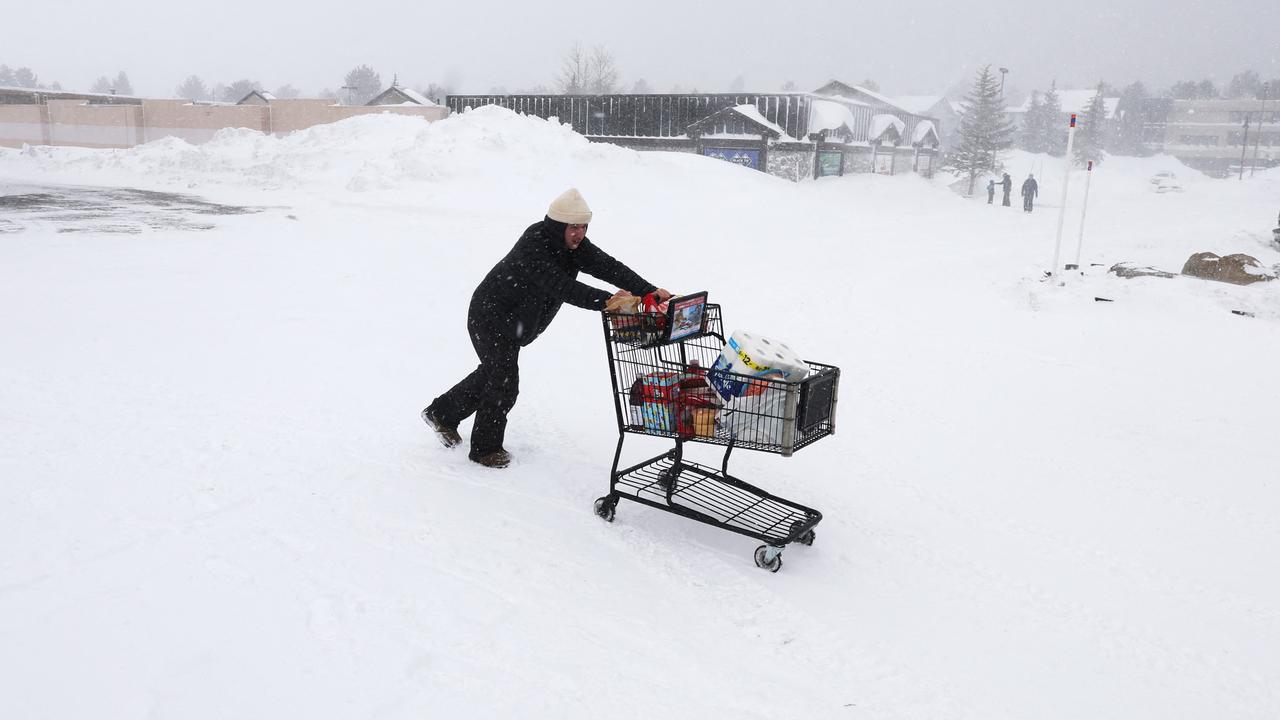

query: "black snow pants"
left=1002, top=190, right=1011, bottom=206
left=1023, top=194, right=1035, bottom=212
left=427, top=309, right=521, bottom=455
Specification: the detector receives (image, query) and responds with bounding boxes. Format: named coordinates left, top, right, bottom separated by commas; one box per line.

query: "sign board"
left=817, top=151, right=842, bottom=177
left=703, top=147, right=760, bottom=170
left=874, top=152, right=894, bottom=175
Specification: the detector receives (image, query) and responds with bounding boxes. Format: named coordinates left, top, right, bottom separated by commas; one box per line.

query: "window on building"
left=1178, top=135, right=1218, bottom=146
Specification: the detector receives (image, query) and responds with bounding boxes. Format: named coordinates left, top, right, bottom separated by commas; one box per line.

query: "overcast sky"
left=8, top=0, right=1279, bottom=99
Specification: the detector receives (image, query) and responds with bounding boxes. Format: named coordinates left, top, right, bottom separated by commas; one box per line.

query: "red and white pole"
left=1050, top=114, right=1078, bottom=278
left=1069, top=160, right=1095, bottom=270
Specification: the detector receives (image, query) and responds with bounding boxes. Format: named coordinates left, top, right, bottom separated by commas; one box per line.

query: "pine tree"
left=114, top=71, right=133, bottom=96
left=1073, top=83, right=1109, bottom=166
left=1111, top=81, right=1150, bottom=156
left=0, top=65, right=15, bottom=86
left=946, top=64, right=1015, bottom=195
left=175, top=75, right=210, bottom=101
left=90, top=76, right=114, bottom=94
left=1020, top=91, right=1047, bottom=153
left=1041, top=83, right=1066, bottom=156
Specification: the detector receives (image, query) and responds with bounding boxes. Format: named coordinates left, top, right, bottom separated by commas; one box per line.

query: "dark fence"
left=448, top=94, right=815, bottom=140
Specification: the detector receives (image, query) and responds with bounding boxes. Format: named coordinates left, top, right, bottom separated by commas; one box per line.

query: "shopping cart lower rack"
left=593, top=302, right=840, bottom=572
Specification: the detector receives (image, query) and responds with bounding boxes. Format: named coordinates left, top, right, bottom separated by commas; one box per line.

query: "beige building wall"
left=0, top=105, right=47, bottom=147
left=141, top=100, right=268, bottom=144
left=0, top=98, right=449, bottom=150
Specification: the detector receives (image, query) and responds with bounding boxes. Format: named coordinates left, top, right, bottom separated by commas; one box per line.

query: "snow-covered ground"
left=3, top=107, right=1279, bottom=719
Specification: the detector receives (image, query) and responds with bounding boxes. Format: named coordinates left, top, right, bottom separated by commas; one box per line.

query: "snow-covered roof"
left=808, top=100, right=859, bottom=134
left=814, top=80, right=914, bottom=115
left=398, top=87, right=435, bottom=106
left=259, top=91, right=277, bottom=101
left=912, top=119, right=938, bottom=144
left=893, top=95, right=945, bottom=115
left=870, top=114, right=906, bottom=142
left=807, top=93, right=871, bottom=108
left=730, top=104, right=792, bottom=140
left=366, top=86, right=437, bottom=107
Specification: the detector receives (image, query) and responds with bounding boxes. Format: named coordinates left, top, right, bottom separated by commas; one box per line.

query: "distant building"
left=367, top=86, right=435, bottom=106
left=448, top=82, right=941, bottom=181
left=236, top=90, right=277, bottom=106
left=1142, top=98, right=1279, bottom=176
left=891, top=95, right=962, bottom=147
left=0, top=85, right=140, bottom=106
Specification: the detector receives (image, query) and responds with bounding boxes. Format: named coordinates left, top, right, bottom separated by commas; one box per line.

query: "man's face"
left=564, top=223, right=588, bottom=250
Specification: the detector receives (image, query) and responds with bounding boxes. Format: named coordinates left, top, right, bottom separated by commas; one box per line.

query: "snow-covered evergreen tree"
left=946, top=64, right=1015, bottom=195
left=113, top=72, right=133, bottom=96
left=1073, top=83, right=1108, bottom=166
left=1111, top=81, right=1150, bottom=156
left=1041, top=83, right=1066, bottom=156
left=1020, top=91, right=1047, bottom=153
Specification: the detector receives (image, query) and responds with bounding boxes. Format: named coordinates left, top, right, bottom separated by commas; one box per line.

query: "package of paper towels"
left=708, top=330, right=810, bottom=401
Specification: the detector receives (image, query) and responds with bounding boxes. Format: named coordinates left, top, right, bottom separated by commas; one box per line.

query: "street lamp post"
left=998, top=67, right=1008, bottom=96
left=1252, top=82, right=1269, bottom=177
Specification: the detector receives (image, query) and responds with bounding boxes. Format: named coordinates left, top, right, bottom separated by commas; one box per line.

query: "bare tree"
left=728, top=75, right=745, bottom=93
left=0, top=65, right=14, bottom=86
left=585, top=45, right=620, bottom=94
left=176, top=75, right=210, bottom=101
left=221, top=79, right=262, bottom=102
left=558, top=43, right=587, bottom=94
left=274, top=84, right=301, bottom=99
left=630, top=78, right=653, bottom=94
left=422, top=82, right=454, bottom=103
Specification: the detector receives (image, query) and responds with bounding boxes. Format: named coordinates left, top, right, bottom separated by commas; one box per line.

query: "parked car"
left=1150, top=172, right=1184, bottom=193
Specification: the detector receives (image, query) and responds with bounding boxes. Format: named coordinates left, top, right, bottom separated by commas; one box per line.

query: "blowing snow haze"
left=5, top=0, right=1279, bottom=97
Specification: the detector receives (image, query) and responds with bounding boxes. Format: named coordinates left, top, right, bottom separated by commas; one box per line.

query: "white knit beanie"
left=547, top=188, right=593, bottom=224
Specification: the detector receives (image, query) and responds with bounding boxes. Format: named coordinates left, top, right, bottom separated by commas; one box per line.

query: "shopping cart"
left=593, top=298, right=840, bottom=572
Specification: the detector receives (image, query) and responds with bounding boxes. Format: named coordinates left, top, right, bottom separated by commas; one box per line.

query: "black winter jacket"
left=1021, top=178, right=1039, bottom=197
left=470, top=217, right=656, bottom=346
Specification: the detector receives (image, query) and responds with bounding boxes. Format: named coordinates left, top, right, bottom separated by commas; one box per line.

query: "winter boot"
left=421, top=408, right=461, bottom=448
left=469, top=448, right=511, bottom=469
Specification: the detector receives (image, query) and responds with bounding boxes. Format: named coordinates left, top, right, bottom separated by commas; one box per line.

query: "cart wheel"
left=593, top=496, right=616, bottom=523
left=789, top=520, right=816, bottom=547
left=753, top=545, right=783, bottom=573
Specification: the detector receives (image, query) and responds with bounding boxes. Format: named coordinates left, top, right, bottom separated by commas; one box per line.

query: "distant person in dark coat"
left=421, top=188, right=669, bottom=469
left=986, top=179, right=996, bottom=204
left=1021, top=174, right=1039, bottom=212
left=1000, top=173, right=1012, bottom=206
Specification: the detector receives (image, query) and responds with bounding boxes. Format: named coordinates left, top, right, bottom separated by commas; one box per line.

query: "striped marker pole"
left=1050, top=114, right=1078, bottom=278
left=1069, top=160, right=1095, bottom=270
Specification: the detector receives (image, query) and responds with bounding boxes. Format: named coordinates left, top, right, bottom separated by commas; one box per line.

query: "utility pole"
left=1252, top=83, right=1269, bottom=178
left=1239, top=113, right=1250, bottom=180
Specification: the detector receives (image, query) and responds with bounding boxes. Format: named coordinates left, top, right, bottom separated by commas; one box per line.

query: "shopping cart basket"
left=593, top=300, right=840, bottom=572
